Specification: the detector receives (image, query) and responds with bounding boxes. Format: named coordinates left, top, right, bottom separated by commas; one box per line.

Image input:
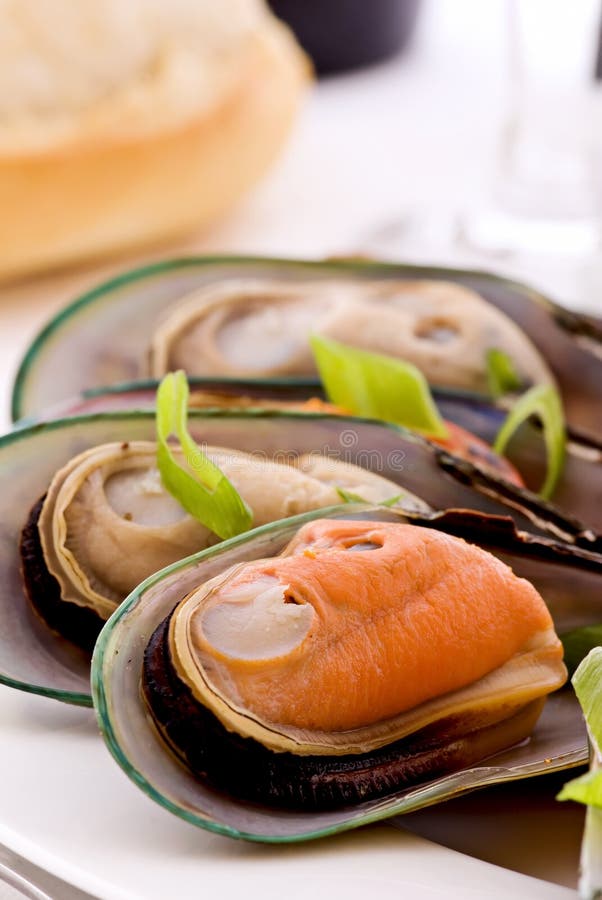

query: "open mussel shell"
left=436, top=391, right=602, bottom=534
left=0, top=410, right=414, bottom=704
left=17, top=377, right=602, bottom=535
left=11, top=257, right=602, bottom=441
left=15, top=377, right=322, bottom=425
left=92, top=504, right=591, bottom=842
left=8, top=406, right=591, bottom=706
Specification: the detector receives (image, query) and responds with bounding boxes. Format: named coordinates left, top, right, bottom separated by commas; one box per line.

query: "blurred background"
left=1, top=0, right=601, bottom=413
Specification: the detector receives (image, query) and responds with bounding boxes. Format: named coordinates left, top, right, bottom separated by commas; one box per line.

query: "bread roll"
left=0, top=0, right=309, bottom=279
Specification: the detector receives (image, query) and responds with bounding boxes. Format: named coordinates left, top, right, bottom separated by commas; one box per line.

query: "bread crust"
left=0, top=21, right=309, bottom=280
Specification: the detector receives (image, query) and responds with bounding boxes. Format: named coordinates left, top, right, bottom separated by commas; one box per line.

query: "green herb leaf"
left=485, top=348, right=523, bottom=398
left=557, top=649, right=602, bottom=897
left=558, top=648, right=602, bottom=809
left=379, top=494, right=407, bottom=508
left=156, top=371, right=253, bottom=540
left=573, top=647, right=602, bottom=753
left=336, top=487, right=405, bottom=507
left=560, top=625, right=602, bottom=678
left=310, top=335, right=449, bottom=439
left=493, top=383, right=566, bottom=499
left=558, top=769, right=602, bottom=808
left=336, top=487, right=370, bottom=504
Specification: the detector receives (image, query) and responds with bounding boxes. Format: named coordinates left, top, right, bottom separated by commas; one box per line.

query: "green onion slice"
left=493, top=383, right=566, bottom=500
left=558, top=647, right=602, bottom=808
left=336, top=487, right=405, bottom=507
left=557, top=648, right=602, bottom=899
left=485, top=348, right=523, bottom=398
left=310, top=335, right=448, bottom=439
left=560, top=625, right=602, bottom=678
left=156, top=371, right=252, bottom=540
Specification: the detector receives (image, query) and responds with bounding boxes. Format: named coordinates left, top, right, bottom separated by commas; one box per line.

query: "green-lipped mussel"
left=5, top=410, right=602, bottom=706
left=12, top=258, right=602, bottom=443
left=93, top=504, right=598, bottom=839
left=142, top=516, right=567, bottom=810
left=19, top=377, right=602, bottom=534
left=21, top=437, right=420, bottom=651
left=148, top=277, right=553, bottom=389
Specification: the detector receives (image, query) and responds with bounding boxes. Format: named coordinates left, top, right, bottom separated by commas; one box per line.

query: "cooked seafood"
left=142, top=517, right=567, bottom=809
left=20, top=441, right=419, bottom=649
left=25, top=382, right=524, bottom=485
left=13, top=260, right=602, bottom=445
left=149, top=278, right=554, bottom=393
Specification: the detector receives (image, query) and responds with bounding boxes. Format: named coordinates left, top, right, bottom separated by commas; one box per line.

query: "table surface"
left=0, top=1, right=595, bottom=896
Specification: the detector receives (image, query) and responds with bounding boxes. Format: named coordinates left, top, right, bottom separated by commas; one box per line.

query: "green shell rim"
left=12, top=253, right=587, bottom=423
left=81, top=377, right=493, bottom=407
left=11, top=377, right=331, bottom=431
left=0, top=407, right=423, bottom=706
left=13, top=377, right=496, bottom=435
left=90, top=502, right=586, bottom=844
left=80, top=375, right=322, bottom=397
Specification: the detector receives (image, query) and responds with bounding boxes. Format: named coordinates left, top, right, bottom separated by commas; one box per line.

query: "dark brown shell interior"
left=20, top=497, right=104, bottom=652
left=142, top=611, right=545, bottom=810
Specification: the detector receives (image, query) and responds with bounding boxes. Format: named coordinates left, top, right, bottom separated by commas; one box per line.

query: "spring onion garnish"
left=493, top=383, right=566, bottom=500
left=156, top=371, right=252, bottom=540
left=336, top=487, right=405, bottom=507
left=485, top=348, right=523, bottom=398
left=557, top=648, right=602, bottom=899
left=560, top=625, right=602, bottom=678
left=310, top=335, right=449, bottom=439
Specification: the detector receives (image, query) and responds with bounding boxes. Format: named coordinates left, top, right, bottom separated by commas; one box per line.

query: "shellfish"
left=148, top=278, right=553, bottom=391
left=4, top=410, right=601, bottom=706
left=142, top=517, right=567, bottom=809
left=19, top=377, right=602, bottom=532
left=92, top=504, right=596, bottom=840
left=20, top=439, right=417, bottom=651
left=12, top=258, right=602, bottom=443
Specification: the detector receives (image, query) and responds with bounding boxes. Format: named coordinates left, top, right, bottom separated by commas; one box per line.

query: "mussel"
left=20, top=377, right=602, bottom=534
left=21, top=439, right=418, bottom=652
left=148, top=278, right=554, bottom=390
left=4, top=409, right=601, bottom=705
left=12, top=258, right=602, bottom=442
left=93, top=504, right=598, bottom=839
left=142, top=516, right=566, bottom=809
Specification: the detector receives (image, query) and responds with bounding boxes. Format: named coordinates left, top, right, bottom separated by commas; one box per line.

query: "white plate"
left=0, top=686, right=578, bottom=900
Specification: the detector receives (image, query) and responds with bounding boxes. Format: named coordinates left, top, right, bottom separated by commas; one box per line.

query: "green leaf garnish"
left=557, top=648, right=602, bottom=807
left=566, top=648, right=602, bottom=772
left=560, top=625, right=602, bottom=678
left=559, top=768, right=602, bottom=808
left=493, top=383, right=566, bottom=500
left=485, top=348, right=523, bottom=398
left=310, top=335, right=449, bottom=439
left=557, top=648, right=602, bottom=899
left=156, top=371, right=252, bottom=540
left=379, top=494, right=407, bottom=508
left=336, top=487, right=370, bottom=504
left=336, top=487, right=405, bottom=507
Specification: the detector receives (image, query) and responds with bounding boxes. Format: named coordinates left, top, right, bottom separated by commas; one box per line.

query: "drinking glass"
left=359, top=1, right=602, bottom=312
left=460, top=0, right=602, bottom=259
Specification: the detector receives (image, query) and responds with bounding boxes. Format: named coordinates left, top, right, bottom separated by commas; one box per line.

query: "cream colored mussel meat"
left=37, top=440, right=424, bottom=621
left=149, top=278, right=554, bottom=392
